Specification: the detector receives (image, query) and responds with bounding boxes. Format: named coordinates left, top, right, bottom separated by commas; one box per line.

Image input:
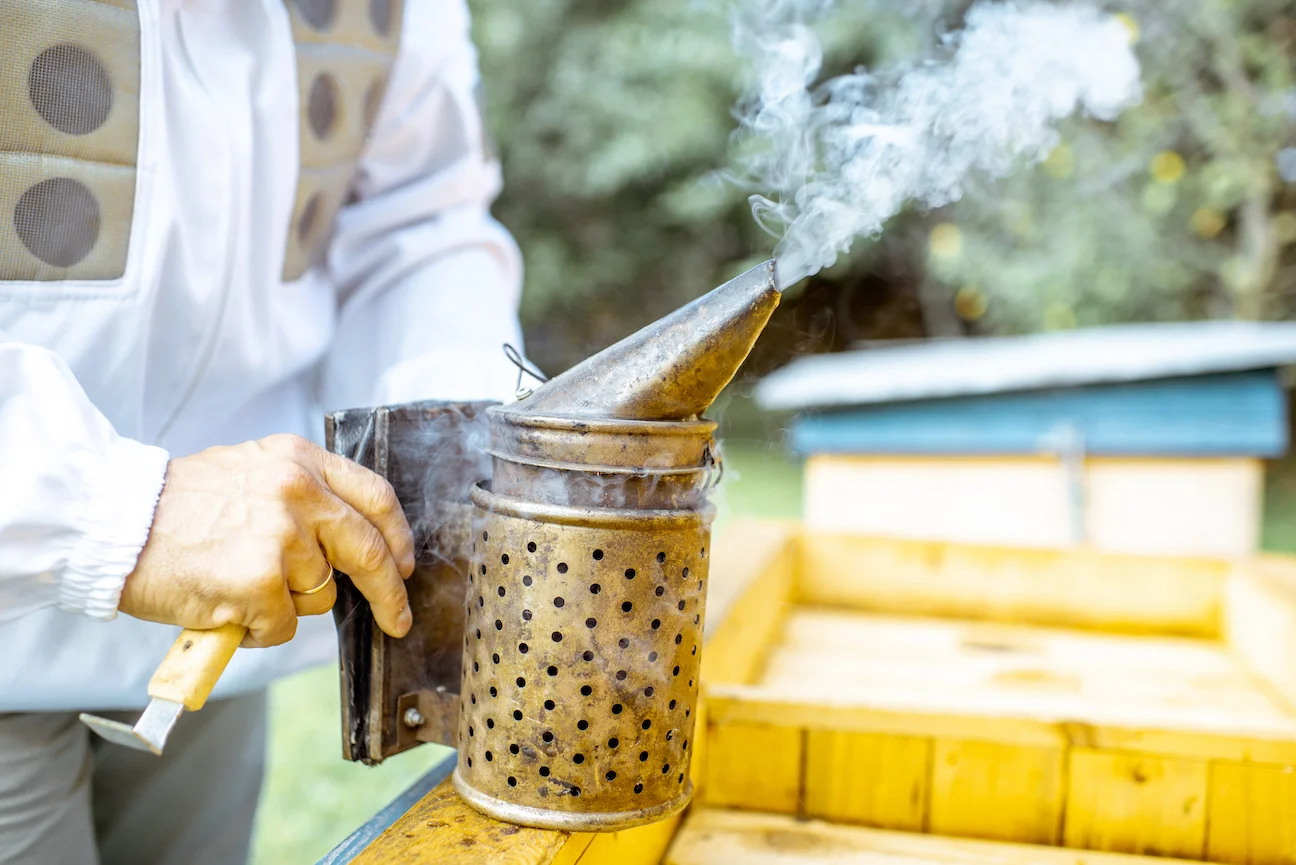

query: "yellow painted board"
left=574, top=814, right=683, bottom=865
left=667, top=808, right=1209, bottom=865
left=929, top=740, right=1065, bottom=845
left=702, top=721, right=802, bottom=814
left=1225, top=560, right=1296, bottom=714
left=798, top=529, right=1225, bottom=637
left=1207, top=761, right=1296, bottom=865
left=1063, top=749, right=1208, bottom=859
left=351, top=779, right=570, bottom=865
left=803, top=730, right=930, bottom=831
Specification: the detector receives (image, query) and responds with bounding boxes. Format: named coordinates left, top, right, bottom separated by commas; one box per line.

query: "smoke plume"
left=731, top=0, right=1144, bottom=289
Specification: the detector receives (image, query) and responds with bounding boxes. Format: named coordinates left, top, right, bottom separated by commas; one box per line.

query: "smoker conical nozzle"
left=504, top=261, right=779, bottom=422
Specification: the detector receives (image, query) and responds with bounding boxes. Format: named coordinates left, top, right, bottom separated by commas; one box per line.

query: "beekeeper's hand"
left=117, top=434, right=415, bottom=647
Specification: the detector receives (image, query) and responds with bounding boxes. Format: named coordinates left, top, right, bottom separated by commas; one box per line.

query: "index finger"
left=308, top=448, right=416, bottom=579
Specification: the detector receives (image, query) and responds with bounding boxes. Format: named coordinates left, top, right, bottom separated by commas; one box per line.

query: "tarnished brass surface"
left=453, top=260, right=778, bottom=830
left=500, top=261, right=780, bottom=421
left=454, top=486, right=711, bottom=830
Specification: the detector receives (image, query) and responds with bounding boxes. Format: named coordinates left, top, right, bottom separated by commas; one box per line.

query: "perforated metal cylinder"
left=452, top=484, right=712, bottom=831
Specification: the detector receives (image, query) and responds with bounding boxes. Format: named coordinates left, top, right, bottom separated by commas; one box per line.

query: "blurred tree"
left=470, top=0, right=1296, bottom=370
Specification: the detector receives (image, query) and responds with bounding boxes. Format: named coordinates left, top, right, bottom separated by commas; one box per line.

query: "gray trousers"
left=0, top=692, right=266, bottom=865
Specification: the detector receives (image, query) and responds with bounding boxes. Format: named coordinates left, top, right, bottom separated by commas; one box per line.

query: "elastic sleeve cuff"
left=59, top=438, right=170, bottom=620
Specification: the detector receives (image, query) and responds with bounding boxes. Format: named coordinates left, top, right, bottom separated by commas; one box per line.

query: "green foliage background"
left=469, top=0, right=1296, bottom=370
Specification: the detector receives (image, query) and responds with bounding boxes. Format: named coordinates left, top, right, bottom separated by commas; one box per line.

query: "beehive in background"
left=756, top=322, right=1296, bottom=558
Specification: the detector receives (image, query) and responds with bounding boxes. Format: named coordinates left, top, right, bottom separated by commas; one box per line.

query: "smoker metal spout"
left=505, top=260, right=780, bottom=422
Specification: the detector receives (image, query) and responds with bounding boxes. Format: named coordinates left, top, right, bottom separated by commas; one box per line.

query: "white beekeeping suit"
left=0, top=0, right=523, bottom=712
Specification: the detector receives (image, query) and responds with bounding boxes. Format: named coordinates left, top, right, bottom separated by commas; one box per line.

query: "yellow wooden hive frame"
left=350, top=521, right=1296, bottom=865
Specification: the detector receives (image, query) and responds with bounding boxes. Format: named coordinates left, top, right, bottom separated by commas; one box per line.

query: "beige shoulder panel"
left=0, top=0, right=139, bottom=281
left=281, top=0, right=404, bottom=282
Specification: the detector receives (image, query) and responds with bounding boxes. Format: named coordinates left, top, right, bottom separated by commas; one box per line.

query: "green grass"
left=250, top=442, right=804, bottom=864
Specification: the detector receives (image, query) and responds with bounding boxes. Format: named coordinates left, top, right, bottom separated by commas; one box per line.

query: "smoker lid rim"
left=488, top=407, right=718, bottom=436
left=470, top=484, right=716, bottom=528
left=486, top=449, right=712, bottom=478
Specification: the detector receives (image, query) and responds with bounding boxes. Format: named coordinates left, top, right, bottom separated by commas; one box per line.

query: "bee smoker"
left=451, top=261, right=780, bottom=830
left=326, top=260, right=779, bottom=830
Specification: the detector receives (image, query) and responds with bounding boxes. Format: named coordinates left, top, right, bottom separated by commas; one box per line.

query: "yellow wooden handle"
left=147, top=623, right=246, bottom=711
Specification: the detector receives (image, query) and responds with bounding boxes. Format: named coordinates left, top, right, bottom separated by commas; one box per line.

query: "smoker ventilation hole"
left=685, top=709, right=691, bottom=718
left=669, top=700, right=676, bottom=710
left=492, top=653, right=500, bottom=664
left=501, top=554, right=509, bottom=565
left=554, top=597, right=565, bottom=608
left=689, top=679, right=694, bottom=687
left=635, top=783, right=644, bottom=794
left=510, top=744, right=520, bottom=755
left=547, top=666, right=558, bottom=676
left=570, top=787, right=581, bottom=797
left=486, top=718, right=494, bottom=729
left=616, top=670, right=627, bottom=681
left=651, top=620, right=661, bottom=630
left=655, top=586, right=664, bottom=597
left=698, top=581, right=703, bottom=591
left=519, top=643, right=529, bottom=654
left=478, top=597, right=484, bottom=607
left=483, top=532, right=488, bottom=541
left=527, top=541, right=536, bottom=552
left=494, top=620, right=502, bottom=631
left=617, top=638, right=629, bottom=649
left=557, top=563, right=568, bottom=574
left=467, top=757, right=472, bottom=767
left=544, top=699, right=555, bottom=710
left=498, top=587, right=507, bottom=597
left=606, top=770, right=616, bottom=780
left=580, top=686, right=592, bottom=697
left=644, top=686, right=654, bottom=696
left=540, top=766, right=550, bottom=777
left=642, top=719, right=652, bottom=730
left=480, top=565, right=486, bottom=576
left=507, top=776, right=517, bottom=787
left=622, top=602, right=633, bottom=612
left=665, top=730, right=673, bottom=741
left=649, top=652, right=658, bottom=662
left=516, top=677, right=526, bottom=688
left=485, top=750, right=493, bottom=761
left=577, top=719, right=589, bottom=730
left=523, top=610, right=533, bottom=621
left=673, top=666, right=680, bottom=676
left=675, top=634, right=683, bottom=644
left=679, top=773, right=685, bottom=784
left=582, top=651, right=594, bottom=661
left=585, top=617, right=597, bottom=628
left=470, top=694, right=477, bottom=705
left=639, top=751, right=649, bottom=762
left=701, top=547, right=706, bottom=557
left=472, top=661, right=479, bottom=672
left=512, top=710, right=522, bottom=721
left=624, top=569, right=636, bottom=579
left=551, top=631, right=563, bottom=642
left=682, top=739, right=688, bottom=750
left=475, top=629, right=482, bottom=640
left=573, top=754, right=585, bottom=764
left=682, top=567, right=690, bottom=578
left=590, top=583, right=601, bottom=594
left=468, top=726, right=474, bottom=737
left=593, top=549, right=604, bottom=560
left=662, top=764, right=670, bottom=774
left=522, top=575, right=533, bottom=586
left=608, top=737, right=619, bottom=748
left=611, top=704, right=623, bottom=715
left=490, top=687, right=497, bottom=697
left=692, top=646, right=698, bottom=655
left=677, top=601, right=685, bottom=611
left=542, top=731, right=553, bottom=742
left=694, top=614, right=701, bottom=625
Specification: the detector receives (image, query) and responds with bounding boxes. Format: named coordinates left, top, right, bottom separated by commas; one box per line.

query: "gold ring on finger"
left=300, top=566, right=335, bottom=596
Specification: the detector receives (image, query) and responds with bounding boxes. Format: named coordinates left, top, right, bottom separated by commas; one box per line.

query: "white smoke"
left=731, top=0, right=1144, bottom=289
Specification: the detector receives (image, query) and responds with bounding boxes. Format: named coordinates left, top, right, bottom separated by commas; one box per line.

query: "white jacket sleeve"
left=0, top=339, right=169, bottom=622
left=321, top=0, right=525, bottom=410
